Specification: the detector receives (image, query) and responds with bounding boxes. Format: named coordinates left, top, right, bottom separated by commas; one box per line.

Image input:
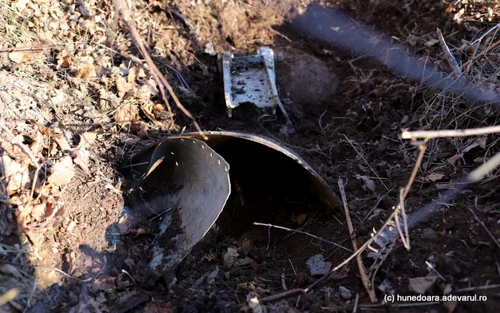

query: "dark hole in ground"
left=174, top=133, right=349, bottom=277
left=190, top=134, right=340, bottom=242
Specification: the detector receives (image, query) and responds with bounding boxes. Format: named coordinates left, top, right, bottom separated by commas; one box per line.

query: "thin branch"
left=253, top=222, right=352, bottom=252
left=468, top=208, right=500, bottom=250
left=338, top=178, right=377, bottom=302
left=379, top=151, right=500, bottom=243
left=469, top=23, right=500, bottom=46
left=461, top=39, right=500, bottom=71
left=402, top=125, right=500, bottom=139
left=402, top=141, right=427, bottom=199
left=113, top=0, right=207, bottom=139
left=256, top=205, right=407, bottom=303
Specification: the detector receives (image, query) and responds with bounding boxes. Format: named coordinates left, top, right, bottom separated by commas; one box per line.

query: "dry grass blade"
left=113, top=0, right=207, bottom=139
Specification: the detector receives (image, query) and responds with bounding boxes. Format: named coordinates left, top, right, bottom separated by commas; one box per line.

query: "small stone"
left=423, top=228, right=438, bottom=240
left=339, top=285, right=352, bottom=299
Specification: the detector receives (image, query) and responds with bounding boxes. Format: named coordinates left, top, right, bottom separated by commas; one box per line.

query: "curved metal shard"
left=121, top=138, right=231, bottom=272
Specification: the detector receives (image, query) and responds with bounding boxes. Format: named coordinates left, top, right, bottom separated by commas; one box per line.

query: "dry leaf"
left=0, top=138, right=30, bottom=166
left=425, top=172, right=445, bottom=182
left=29, top=199, right=60, bottom=221
left=296, top=213, right=307, bottom=225
left=237, top=282, right=256, bottom=291
left=73, top=149, right=91, bottom=175
left=447, top=154, right=463, bottom=167
left=56, top=49, right=72, bottom=68
left=36, top=123, right=71, bottom=152
left=53, top=135, right=71, bottom=152
left=1, top=154, right=30, bottom=194
left=137, top=67, right=146, bottom=79
left=461, top=136, right=487, bottom=153
left=48, top=156, right=75, bottom=187
left=140, top=103, right=161, bottom=125
left=75, top=58, right=97, bottom=79
left=146, top=78, right=159, bottom=96
left=8, top=42, right=44, bottom=64
left=136, top=121, right=149, bottom=138
left=128, top=66, right=138, bottom=83
left=408, top=275, right=438, bottom=294
left=355, top=174, right=376, bottom=192
left=137, top=84, right=153, bottom=100
left=425, top=39, right=439, bottom=47
left=114, top=103, right=140, bottom=125
left=116, top=76, right=134, bottom=95
left=306, top=254, right=331, bottom=276
left=79, top=131, right=98, bottom=148
left=72, top=131, right=98, bottom=175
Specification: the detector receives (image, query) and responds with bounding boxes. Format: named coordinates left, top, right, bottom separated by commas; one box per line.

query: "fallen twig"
left=402, top=125, right=500, bottom=139
left=0, top=44, right=68, bottom=53
left=402, top=141, right=427, bottom=200
left=436, top=28, right=462, bottom=77
left=379, top=151, right=500, bottom=243
left=113, top=0, right=207, bottom=139
left=256, top=206, right=405, bottom=303
left=338, top=178, right=377, bottom=302
left=253, top=222, right=352, bottom=252
left=461, top=39, right=500, bottom=71
left=469, top=23, right=500, bottom=46
left=395, top=189, right=410, bottom=250
left=468, top=207, right=500, bottom=250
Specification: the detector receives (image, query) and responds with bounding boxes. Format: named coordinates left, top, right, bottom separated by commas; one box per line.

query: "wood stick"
left=338, top=178, right=378, bottom=303
left=113, top=0, right=207, bottom=139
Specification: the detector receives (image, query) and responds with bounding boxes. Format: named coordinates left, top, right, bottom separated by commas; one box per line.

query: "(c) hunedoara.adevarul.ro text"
left=384, top=294, right=488, bottom=303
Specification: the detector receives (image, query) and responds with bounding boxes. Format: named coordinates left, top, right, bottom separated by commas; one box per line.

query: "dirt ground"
left=0, top=0, right=499, bottom=312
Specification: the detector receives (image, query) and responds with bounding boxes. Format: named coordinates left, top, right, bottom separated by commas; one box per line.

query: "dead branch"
left=0, top=44, right=68, bottom=53
left=402, top=141, right=427, bottom=199
left=379, top=151, right=500, bottom=244
left=402, top=125, right=500, bottom=139
left=113, top=0, right=207, bottom=139
left=338, top=178, right=377, bottom=302
left=461, top=39, right=500, bottom=71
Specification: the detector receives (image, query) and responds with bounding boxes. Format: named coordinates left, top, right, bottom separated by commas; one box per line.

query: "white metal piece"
left=220, top=47, right=291, bottom=124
